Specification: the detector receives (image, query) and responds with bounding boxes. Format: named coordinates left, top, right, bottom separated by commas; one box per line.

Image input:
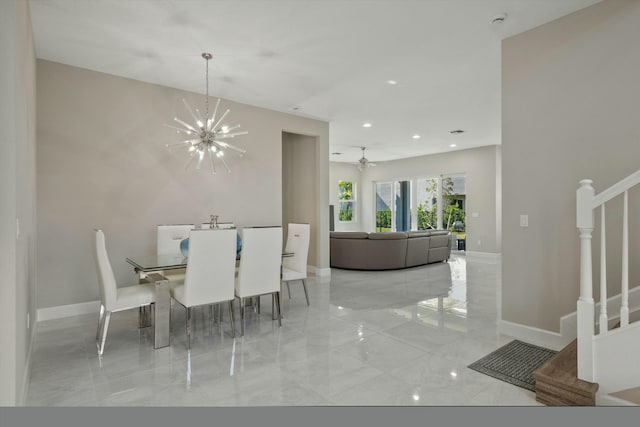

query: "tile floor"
left=26, top=253, right=541, bottom=406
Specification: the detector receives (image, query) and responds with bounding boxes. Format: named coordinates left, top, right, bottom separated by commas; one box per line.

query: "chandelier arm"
left=195, top=150, right=205, bottom=170
left=219, top=124, right=240, bottom=134
left=185, top=151, right=199, bottom=171
left=217, top=153, right=232, bottom=173
left=211, top=109, right=230, bottom=132
left=207, top=149, right=216, bottom=174
left=209, top=98, right=221, bottom=129
left=174, top=117, right=198, bottom=133
left=181, top=99, right=202, bottom=128
left=165, top=140, right=196, bottom=149
left=214, top=141, right=246, bottom=154
left=216, top=130, right=249, bottom=139
left=193, top=108, right=204, bottom=127
left=164, top=123, right=196, bottom=136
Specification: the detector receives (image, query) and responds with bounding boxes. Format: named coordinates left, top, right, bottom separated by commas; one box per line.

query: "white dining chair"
left=157, top=224, right=195, bottom=255
left=281, top=223, right=311, bottom=306
left=169, top=228, right=237, bottom=349
left=156, top=224, right=194, bottom=282
left=94, top=229, right=156, bottom=356
left=235, top=226, right=283, bottom=336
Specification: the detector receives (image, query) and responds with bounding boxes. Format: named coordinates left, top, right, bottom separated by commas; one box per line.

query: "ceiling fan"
left=357, top=147, right=376, bottom=171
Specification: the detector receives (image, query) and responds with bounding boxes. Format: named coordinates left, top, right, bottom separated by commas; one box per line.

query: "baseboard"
left=498, top=319, right=572, bottom=351
left=37, top=300, right=99, bottom=321
left=597, top=393, right=638, bottom=406
left=309, top=265, right=331, bottom=277
left=464, top=251, right=501, bottom=263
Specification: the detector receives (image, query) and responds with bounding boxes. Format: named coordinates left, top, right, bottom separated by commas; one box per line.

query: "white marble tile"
left=26, top=253, right=539, bottom=406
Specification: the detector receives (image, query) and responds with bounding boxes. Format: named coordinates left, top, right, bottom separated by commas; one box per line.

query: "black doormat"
left=467, top=340, right=558, bottom=391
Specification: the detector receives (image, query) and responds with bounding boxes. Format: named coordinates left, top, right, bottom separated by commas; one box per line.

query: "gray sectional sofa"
left=330, top=230, right=451, bottom=270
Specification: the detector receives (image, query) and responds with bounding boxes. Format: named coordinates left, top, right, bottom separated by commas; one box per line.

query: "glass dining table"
left=126, top=252, right=293, bottom=349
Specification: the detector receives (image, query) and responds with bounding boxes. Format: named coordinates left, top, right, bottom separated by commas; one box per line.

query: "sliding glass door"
left=375, top=180, right=411, bottom=231
left=374, top=174, right=466, bottom=236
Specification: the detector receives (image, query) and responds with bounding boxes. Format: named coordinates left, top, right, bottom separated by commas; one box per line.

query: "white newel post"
left=576, top=179, right=595, bottom=382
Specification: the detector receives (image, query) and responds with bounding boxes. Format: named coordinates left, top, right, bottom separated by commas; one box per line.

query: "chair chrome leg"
left=98, top=311, right=111, bottom=355
left=96, top=304, right=105, bottom=342
left=185, top=307, right=193, bottom=350
left=286, top=282, right=291, bottom=299
left=240, top=298, right=245, bottom=337
left=228, top=300, right=236, bottom=338
left=275, top=292, right=282, bottom=327
left=302, top=279, right=310, bottom=306
left=271, top=293, right=276, bottom=320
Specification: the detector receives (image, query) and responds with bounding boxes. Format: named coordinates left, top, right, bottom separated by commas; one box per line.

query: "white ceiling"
left=29, top=0, right=601, bottom=164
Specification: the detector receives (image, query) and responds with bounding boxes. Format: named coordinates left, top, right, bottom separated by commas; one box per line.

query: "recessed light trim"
left=331, top=152, right=342, bottom=155
left=450, top=144, right=457, bottom=148
left=412, top=134, right=421, bottom=139
left=387, top=80, right=398, bottom=85
left=362, top=123, right=372, bottom=128
left=450, top=129, right=465, bottom=135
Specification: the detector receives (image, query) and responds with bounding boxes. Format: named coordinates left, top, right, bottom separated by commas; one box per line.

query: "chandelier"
left=165, top=53, right=247, bottom=173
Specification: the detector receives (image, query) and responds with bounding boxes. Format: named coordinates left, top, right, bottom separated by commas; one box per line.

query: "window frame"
left=337, top=179, right=356, bottom=223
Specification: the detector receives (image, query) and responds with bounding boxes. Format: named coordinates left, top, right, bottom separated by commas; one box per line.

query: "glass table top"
left=126, top=254, right=187, bottom=272
left=127, top=252, right=293, bottom=272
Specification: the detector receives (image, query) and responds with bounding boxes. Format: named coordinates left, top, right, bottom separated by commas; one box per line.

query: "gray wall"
left=0, top=0, right=37, bottom=405
left=37, top=60, right=329, bottom=310
left=502, top=0, right=640, bottom=332
left=331, top=145, right=501, bottom=254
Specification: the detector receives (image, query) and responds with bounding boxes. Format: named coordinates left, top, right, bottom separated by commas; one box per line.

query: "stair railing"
left=576, top=170, right=640, bottom=382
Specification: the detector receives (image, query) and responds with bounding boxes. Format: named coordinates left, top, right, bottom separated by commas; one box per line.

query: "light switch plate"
left=520, top=215, right=529, bottom=227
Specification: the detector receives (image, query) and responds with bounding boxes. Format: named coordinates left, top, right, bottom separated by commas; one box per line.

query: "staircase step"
left=532, top=339, right=599, bottom=406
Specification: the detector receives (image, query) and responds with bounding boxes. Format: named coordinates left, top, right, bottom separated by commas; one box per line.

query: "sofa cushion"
left=330, top=231, right=369, bottom=239
left=365, top=238, right=408, bottom=270
left=429, top=234, right=450, bottom=248
left=405, top=235, right=430, bottom=267
left=407, top=231, right=431, bottom=238
left=368, top=232, right=408, bottom=240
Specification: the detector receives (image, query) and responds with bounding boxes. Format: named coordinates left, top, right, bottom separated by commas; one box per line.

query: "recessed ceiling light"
left=450, top=129, right=465, bottom=134
left=412, top=134, right=421, bottom=139
left=362, top=123, right=372, bottom=128
left=450, top=144, right=457, bottom=148
left=387, top=80, right=398, bottom=85
left=291, top=105, right=301, bottom=111
left=331, top=152, right=342, bottom=155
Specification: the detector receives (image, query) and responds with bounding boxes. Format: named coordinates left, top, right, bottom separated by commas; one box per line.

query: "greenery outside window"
left=338, top=180, right=355, bottom=222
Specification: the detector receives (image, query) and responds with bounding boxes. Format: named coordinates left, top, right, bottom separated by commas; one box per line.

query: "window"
left=375, top=180, right=411, bottom=231
left=375, top=182, right=392, bottom=231
left=417, top=177, right=438, bottom=230
left=338, top=180, right=355, bottom=222
left=442, top=174, right=466, bottom=239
